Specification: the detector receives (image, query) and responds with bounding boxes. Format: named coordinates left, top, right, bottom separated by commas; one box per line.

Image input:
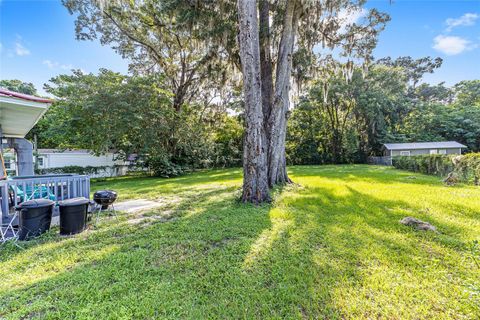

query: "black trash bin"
left=16, top=199, right=55, bottom=240
left=58, top=197, right=90, bottom=235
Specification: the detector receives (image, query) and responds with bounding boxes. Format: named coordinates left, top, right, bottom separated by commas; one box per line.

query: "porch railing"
left=0, top=174, right=90, bottom=221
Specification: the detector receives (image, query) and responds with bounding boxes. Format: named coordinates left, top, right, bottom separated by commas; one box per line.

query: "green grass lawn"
left=1, top=165, right=479, bottom=319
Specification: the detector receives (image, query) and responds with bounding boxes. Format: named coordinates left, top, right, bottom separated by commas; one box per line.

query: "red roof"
left=0, top=88, right=52, bottom=104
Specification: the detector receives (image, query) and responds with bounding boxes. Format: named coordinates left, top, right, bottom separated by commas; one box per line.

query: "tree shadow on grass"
left=0, top=184, right=274, bottom=319
left=0, top=186, right=240, bottom=272
left=237, top=184, right=479, bottom=318
left=1, top=173, right=478, bottom=319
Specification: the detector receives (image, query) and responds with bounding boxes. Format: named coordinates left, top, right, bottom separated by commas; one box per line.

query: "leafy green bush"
left=453, top=153, right=480, bottom=185
left=144, top=154, right=190, bottom=178
left=392, top=153, right=480, bottom=185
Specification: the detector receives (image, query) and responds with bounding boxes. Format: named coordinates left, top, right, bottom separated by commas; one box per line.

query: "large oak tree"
left=236, top=0, right=388, bottom=201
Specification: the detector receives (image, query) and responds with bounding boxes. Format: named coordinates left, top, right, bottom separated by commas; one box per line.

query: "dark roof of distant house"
left=383, top=141, right=467, bottom=150
left=0, top=88, right=52, bottom=104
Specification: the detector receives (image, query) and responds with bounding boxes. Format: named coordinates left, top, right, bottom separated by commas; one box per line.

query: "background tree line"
left=287, top=57, right=480, bottom=164
left=2, top=54, right=478, bottom=171
left=2, top=56, right=477, bottom=173
left=1, top=75, right=244, bottom=177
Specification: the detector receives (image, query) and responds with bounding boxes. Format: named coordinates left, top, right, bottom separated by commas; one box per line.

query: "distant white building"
left=383, top=141, right=467, bottom=156
left=36, top=149, right=129, bottom=177
left=4, top=149, right=129, bottom=178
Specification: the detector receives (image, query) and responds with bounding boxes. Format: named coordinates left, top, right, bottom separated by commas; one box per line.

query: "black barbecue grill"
left=92, top=190, right=118, bottom=225
left=93, top=190, right=117, bottom=209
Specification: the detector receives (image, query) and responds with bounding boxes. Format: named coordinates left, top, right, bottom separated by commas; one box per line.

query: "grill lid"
left=93, top=190, right=117, bottom=199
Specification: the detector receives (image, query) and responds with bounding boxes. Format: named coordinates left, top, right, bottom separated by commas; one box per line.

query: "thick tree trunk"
left=237, top=0, right=270, bottom=203
left=259, top=0, right=273, bottom=135
left=267, top=0, right=299, bottom=186
left=173, top=89, right=184, bottom=112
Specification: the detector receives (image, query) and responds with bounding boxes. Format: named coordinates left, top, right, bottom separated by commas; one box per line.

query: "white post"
left=0, top=181, right=9, bottom=221
left=11, top=138, right=34, bottom=176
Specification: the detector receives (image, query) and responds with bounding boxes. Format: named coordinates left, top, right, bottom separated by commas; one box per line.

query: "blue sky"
left=0, top=0, right=479, bottom=96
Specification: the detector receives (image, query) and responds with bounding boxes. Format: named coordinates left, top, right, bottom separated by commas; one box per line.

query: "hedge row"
left=392, top=153, right=480, bottom=185
left=35, top=165, right=116, bottom=176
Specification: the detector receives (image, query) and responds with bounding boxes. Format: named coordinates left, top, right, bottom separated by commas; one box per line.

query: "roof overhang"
left=0, top=89, right=52, bottom=138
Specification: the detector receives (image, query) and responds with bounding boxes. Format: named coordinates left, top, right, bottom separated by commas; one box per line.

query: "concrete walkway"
left=51, top=199, right=165, bottom=226
left=114, top=199, right=166, bottom=213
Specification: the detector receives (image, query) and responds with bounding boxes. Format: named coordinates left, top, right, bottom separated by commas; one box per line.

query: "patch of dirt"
left=155, top=196, right=181, bottom=205
left=127, top=210, right=178, bottom=226
left=209, top=237, right=236, bottom=249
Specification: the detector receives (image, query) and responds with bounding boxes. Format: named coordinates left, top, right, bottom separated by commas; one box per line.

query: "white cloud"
left=43, top=60, right=77, bottom=71
left=60, top=64, right=73, bottom=70
left=432, top=35, right=476, bottom=55
left=445, top=13, right=478, bottom=31
left=43, top=59, right=59, bottom=68
left=15, top=41, right=30, bottom=56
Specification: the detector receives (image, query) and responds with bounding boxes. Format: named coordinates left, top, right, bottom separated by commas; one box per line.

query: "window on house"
left=438, top=149, right=447, bottom=154
left=37, top=157, right=44, bottom=166
left=430, top=149, right=438, bottom=154
left=4, top=161, right=11, bottom=169
left=400, top=151, right=411, bottom=156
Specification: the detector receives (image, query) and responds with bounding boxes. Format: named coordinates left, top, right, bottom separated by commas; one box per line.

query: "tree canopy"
left=35, top=69, right=242, bottom=176
left=63, top=0, right=235, bottom=111
left=0, top=79, right=38, bottom=95
left=287, top=62, right=480, bottom=165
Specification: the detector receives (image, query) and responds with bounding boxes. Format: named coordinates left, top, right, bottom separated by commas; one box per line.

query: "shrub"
left=145, top=155, right=190, bottom=178
left=453, top=154, right=480, bottom=185
left=392, top=153, right=480, bottom=185
left=36, top=165, right=119, bottom=177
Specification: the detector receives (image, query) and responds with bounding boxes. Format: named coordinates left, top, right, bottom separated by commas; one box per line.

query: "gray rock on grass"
left=443, top=172, right=459, bottom=186
left=400, top=217, right=437, bottom=232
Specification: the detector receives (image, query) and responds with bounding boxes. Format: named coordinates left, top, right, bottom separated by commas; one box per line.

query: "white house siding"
left=390, top=148, right=462, bottom=156
left=446, top=148, right=462, bottom=155
left=37, top=150, right=128, bottom=178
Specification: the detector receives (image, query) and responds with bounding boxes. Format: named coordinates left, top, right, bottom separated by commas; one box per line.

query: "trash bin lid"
left=17, top=199, right=55, bottom=209
left=58, top=197, right=90, bottom=207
